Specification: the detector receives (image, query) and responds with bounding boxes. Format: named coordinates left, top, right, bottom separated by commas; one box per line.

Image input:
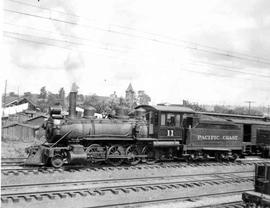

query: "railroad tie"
left=94, top=190, right=105, bottom=195
left=31, top=194, right=43, bottom=201
left=118, top=188, right=130, bottom=193
left=41, top=193, right=55, bottom=200
left=53, top=193, right=67, bottom=199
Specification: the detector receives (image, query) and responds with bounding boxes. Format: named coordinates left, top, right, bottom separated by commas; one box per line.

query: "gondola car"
left=242, top=163, right=270, bottom=207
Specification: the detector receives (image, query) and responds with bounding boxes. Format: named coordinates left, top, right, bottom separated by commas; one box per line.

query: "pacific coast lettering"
left=197, top=135, right=238, bottom=140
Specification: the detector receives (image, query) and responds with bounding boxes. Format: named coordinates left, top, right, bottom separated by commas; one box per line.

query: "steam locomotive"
left=25, top=90, right=270, bottom=168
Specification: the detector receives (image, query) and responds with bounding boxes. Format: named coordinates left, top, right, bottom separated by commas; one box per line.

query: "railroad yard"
left=1, top=157, right=269, bottom=208
left=2, top=0, right=270, bottom=207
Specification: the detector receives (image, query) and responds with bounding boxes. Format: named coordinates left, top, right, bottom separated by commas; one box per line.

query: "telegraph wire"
left=4, top=33, right=270, bottom=87
left=4, top=8, right=270, bottom=66
left=4, top=22, right=133, bottom=51
left=3, top=30, right=128, bottom=54
left=4, top=25, right=270, bottom=79
left=7, top=0, right=270, bottom=63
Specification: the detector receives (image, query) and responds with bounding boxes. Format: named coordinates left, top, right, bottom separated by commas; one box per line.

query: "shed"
left=24, top=115, right=48, bottom=126
left=2, top=123, right=40, bottom=141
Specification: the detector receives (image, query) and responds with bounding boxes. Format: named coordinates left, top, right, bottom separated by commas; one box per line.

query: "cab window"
left=176, top=114, right=181, bottom=127
left=161, top=113, right=166, bottom=125
left=167, top=113, right=176, bottom=126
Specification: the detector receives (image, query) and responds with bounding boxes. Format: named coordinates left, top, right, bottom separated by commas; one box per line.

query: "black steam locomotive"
left=25, top=91, right=270, bottom=168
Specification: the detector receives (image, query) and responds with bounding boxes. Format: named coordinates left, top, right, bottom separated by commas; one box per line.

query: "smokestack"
left=69, top=83, right=79, bottom=118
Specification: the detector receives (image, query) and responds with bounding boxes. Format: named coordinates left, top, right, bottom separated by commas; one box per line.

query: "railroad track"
left=1, top=158, right=26, bottom=167
left=194, top=201, right=244, bottom=208
left=85, top=194, right=247, bottom=208
left=1, top=161, right=260, bottom=176
left=1, top=171, right=253, bottom=206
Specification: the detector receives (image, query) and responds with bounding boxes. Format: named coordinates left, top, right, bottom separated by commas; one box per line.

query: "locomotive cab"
left=135, top=105, right=195, bottom=160
left=135, top=104, right=195, bottom=142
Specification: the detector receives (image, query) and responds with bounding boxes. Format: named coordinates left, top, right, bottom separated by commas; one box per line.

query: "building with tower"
left=125, top=83, right=136, bottom=108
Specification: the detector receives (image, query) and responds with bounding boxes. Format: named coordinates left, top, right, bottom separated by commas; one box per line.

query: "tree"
left=137, top=91, right=151, bottom=105
left=183, top=100, right=206, bottom=111
left=9, top=92, right=17, bottom=97
left=39, top=86, right=47, bottom=99
left=23, top=92, right=32, bottom=97
left=58, top=87, right=65, bottom=107
left=47, top=92, right=59, bottom=106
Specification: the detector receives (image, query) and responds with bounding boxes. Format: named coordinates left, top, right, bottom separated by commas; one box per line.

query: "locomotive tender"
left=25, top=90, right=250, bottom=168
left=198, top=112, right=270, bottom=158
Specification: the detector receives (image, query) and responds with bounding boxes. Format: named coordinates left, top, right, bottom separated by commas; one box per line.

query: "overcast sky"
left=1, top=0, right=270, bottom=106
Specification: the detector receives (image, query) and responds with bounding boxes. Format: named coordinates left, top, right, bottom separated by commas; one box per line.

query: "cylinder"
left=69, top=91, right=77, bottom=118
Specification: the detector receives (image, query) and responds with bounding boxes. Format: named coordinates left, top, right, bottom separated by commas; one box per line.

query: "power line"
left=4, top=30, right=127, bottom=54
left=4, top=27, right=270, bottom=80
left=4, top=8, right=270, bottom=66
left=4, top=22, right=133, bottom=52
left=7, top=0, right=270, bottom=63
left=4, top=33, right=270, bottom=88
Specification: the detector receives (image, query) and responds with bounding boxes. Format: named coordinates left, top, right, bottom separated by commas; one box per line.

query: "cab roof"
left=135, top=105, right=195, bottom=113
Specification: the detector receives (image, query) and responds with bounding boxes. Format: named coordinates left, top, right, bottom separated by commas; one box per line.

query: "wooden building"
left=2, top=123, right=40, bottom=142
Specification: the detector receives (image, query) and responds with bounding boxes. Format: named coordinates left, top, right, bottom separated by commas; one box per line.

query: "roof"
left=24, top=115, right=48, bottom=122
left=2, top=122, right=40, bottom=129
left=135, top=105, right=195, bottom=113
left=3, top=96, right=18, bottom=105
left=126, top=83, right=134, bottom=92
left=198, top=111, right=265, bottom=120
left=230, top=118, right=270, bottom=125
left=4, top=96, right=37, bottom=107
left=198, top=115, right=233, bottom=123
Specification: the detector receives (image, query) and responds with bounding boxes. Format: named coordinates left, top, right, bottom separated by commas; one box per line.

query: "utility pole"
left=3, top=80, right=7, bottom=107
left=268, top=105, right=270, bottom=117
left=17, top=86, right=20, bottom=98
left=245, top=101, right=255, bottom=115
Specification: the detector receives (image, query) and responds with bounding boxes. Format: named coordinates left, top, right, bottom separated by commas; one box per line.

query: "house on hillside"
left=4, top=97, right=37, bottom=110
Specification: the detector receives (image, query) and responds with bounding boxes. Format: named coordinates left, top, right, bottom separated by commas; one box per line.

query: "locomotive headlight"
left=53, top=119, right=61, bottom=125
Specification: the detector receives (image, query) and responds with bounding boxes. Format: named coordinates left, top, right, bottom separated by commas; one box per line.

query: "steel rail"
left=1, top=175, right=253, bottom=198
left=2, top=170, right=254, bottom=189
left=86, top=192, right=248, bottom=208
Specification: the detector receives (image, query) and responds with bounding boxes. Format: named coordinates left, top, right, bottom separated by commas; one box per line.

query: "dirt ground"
left=1, top=138, right=45, bottom=158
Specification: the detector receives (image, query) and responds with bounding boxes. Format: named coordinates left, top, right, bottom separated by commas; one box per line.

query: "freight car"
left=25, top=90, right=244, bottom=167
left=242, top=163, right=270, bottom=207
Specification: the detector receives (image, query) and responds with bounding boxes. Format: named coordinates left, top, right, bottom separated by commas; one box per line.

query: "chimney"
left=69, top=83, right=79, bottom=118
